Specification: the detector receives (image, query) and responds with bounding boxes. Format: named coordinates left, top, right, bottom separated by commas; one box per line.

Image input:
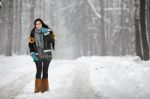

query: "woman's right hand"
left=31, top=52, right=39, bottom=61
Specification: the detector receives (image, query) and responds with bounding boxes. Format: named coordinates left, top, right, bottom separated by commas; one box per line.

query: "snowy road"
left=14, top=60, right=100, bottom=99
left=0, top=56, right=150, bottom=99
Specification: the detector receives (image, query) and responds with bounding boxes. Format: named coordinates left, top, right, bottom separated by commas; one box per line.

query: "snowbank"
left=0, top=55, right=150, bottom=99
left=0, top=55, right=35, bottom=99
left=77, top=56, right=150, bottom=99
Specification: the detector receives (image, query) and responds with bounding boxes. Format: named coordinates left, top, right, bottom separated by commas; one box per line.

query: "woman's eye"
left=36, top=23, right=40, bottom=25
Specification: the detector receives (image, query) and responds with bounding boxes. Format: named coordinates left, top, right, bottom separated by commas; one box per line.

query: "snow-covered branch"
left=0, top=1, right=2, bottom=8
left=87, top=0, right=101, bottom=19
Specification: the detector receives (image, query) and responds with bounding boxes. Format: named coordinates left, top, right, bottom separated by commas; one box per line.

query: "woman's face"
left=35, top=21, right=42, bottom=30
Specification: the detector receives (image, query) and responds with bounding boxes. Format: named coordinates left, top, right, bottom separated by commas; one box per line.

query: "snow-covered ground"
left=0, top=55, right=150, bottom=99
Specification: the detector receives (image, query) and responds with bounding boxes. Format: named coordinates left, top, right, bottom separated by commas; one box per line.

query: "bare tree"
left=135, top=0, right=143, bottom=59
left=146, top=0, right=150, bottom=47
left=0, top=0, right=2, bottom=8
left=5, top=0, right=14, bottom=56
left=100, top=0, right=106, bottom=56
left=140, top=0, right=149, bottom=60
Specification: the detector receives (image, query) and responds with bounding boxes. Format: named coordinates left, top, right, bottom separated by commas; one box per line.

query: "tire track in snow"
left=71, top=61, right=103, bottom=99
left=0, top=72, right=34, bottom=99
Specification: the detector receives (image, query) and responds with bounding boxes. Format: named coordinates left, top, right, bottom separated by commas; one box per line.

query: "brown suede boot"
left=34, top=79, right=42, bottom=93
left=41, top=79, right=49, bottom=93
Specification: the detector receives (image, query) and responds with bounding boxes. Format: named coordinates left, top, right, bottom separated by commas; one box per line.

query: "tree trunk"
left=146, top=0, right=150, bottom=48
left=16, top=0, right=22, bottom=54
left=6, top=0, right=14, bottom=56
left=149, top=0, right=150, bottom=46
left=0, top=0, right=3, bottom=54
left=100, top=0, right=106, bottom=56
left=120, top=1, right=126, bottom=55
left=140, top=0, right=149, bottom=60
left=135, top=0, right=143, bottom=59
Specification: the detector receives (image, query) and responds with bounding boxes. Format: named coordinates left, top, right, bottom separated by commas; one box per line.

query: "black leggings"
left=35, top=61, right=51, bottom=79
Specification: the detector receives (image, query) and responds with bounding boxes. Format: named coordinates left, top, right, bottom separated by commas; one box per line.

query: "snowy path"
left=14, top=60, right=100, bottom=99
left=14, top=60, right=75, bottom=99
left=71, top=62, right=100, bottom=99
left=0, top=56, right=150, bottom=99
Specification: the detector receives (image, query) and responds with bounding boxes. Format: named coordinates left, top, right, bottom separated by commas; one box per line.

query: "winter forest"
left=0, top=0, right=149, bottom=60
left=1, top=0, right=150, bottom=99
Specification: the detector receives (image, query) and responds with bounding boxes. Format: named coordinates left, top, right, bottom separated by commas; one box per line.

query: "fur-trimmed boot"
left=34, top=79, right=42, bottom=93
left=41, top=79, right=49, bottom=93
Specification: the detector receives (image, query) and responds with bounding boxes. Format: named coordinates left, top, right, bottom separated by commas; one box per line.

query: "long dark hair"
left=34, top=18, right=49, bottom=29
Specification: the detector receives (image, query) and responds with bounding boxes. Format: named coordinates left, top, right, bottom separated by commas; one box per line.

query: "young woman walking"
left=28, top=18, right=55, bottom=93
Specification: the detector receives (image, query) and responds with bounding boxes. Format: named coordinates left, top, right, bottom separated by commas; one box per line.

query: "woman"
left=28, top=18, right=55, bottom=93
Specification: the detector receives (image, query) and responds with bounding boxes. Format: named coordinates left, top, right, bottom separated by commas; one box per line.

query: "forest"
left=0, top=0, right=149, bottom=60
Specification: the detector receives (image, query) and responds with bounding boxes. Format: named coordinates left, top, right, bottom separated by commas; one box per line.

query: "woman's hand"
left=31, top=52, right=39, bottom=61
